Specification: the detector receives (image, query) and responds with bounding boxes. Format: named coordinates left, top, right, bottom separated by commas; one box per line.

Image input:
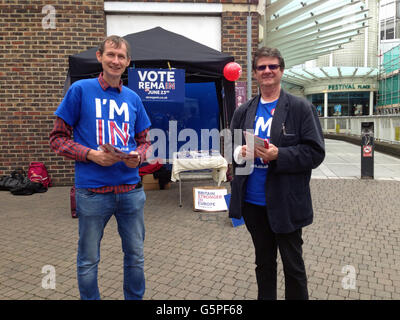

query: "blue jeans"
left=76, top=187, right=146, bottom=300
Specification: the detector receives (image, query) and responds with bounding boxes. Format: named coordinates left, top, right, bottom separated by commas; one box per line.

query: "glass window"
left=348, top=92, right=370, bottom=116
left=328, top=92, right=348, bottom=116
left=380, top=0, right=400, bottom=40
left=327, top=91, right=370, bottom=116
left=307, top=93, right=324, bottom=117
left=381, top=18, right=395, bottom=40
left=308, top=92, right=371, bottom=117
left=397, top=0, right=400, bottom=19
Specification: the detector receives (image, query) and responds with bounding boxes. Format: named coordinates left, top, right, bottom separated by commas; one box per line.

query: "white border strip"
left=104, top=1, right=223, bottom=14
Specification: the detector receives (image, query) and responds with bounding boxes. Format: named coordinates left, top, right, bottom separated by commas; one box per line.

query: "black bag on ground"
left=153, top=166, right=171, bottom=190
left=0, top=170, right=26, bottom=191
left=10, top=177, right=47, bottom=195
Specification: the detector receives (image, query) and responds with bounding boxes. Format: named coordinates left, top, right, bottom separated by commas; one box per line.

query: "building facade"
left=0, top=0, right=261, bottom=185
left=280, top=0, right=379, bottom=118
left=379, top=0, right=400, bottom=50
left=1, top=0, right=388, bottom=185
left=377, top=44, right=400, bottom=114
left=377, top=0, right=400, bottom=114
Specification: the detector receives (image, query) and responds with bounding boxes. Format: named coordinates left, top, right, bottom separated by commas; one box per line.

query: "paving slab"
left=0, top=139, right=399, bottom=300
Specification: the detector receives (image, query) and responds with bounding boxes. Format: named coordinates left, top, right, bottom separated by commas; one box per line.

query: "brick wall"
left=106, top=0, right=254, bottom=4
left=221, top=10, right=259, bottom=94
left=0, top=0, right=105, bottom=185
left=105, top=0, right=261, bottom=86
left=0, top=0, right=259, bottom=186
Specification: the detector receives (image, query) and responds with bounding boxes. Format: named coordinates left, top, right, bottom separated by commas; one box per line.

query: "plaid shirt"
left=49, top=73, right=151, bottom=194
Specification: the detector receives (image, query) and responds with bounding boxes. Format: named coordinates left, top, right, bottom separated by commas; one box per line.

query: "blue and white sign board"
left=193, top=187, right=228, bottom=212
left=128, top=68, right=185, bottom=102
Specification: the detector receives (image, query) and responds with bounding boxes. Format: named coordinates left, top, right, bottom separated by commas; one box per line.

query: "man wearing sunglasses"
left=229, top=47, right=325, bottom=300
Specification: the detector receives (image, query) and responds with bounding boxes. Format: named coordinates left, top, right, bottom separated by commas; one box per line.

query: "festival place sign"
left=128, top=68, right=185, bottom=102
left=327, top=84, right=371, bottom=90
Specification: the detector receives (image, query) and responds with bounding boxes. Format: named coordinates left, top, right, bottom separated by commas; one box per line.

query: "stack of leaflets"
left=99, top=144, right=138, bottom=159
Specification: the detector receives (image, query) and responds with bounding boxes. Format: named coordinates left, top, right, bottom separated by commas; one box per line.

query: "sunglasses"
left=255, top=64, right=280, bottom=71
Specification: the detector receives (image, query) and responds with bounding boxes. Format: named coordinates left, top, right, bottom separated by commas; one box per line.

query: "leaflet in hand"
left=243, top=131, right=269, bottom=149
left=99, top=144, right=139, bottom=159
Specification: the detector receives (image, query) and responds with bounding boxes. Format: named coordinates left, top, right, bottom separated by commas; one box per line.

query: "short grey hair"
left=98, top=35, right=131, bottom=59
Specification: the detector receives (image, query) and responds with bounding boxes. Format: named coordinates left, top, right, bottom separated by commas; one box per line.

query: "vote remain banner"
left=128, top=68, right=185, bottom=103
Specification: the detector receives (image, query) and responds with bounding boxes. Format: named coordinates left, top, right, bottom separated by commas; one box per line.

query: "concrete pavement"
left=0, top=139, right=400, bottom=300
left=312, top=139, right=400, bottom=180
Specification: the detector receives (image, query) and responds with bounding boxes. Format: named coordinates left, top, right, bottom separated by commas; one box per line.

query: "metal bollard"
left=361, top=122, right=374, bottom=179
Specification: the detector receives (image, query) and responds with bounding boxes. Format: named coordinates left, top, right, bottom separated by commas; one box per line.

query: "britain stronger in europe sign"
left=128, top=68, right=185, bottom=102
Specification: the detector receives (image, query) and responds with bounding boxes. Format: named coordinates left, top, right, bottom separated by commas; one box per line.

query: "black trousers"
left=242, top=202, right=309, bottom=300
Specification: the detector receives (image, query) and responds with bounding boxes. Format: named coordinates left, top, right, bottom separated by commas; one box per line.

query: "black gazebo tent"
left=66, top=27, right=236, bottom=127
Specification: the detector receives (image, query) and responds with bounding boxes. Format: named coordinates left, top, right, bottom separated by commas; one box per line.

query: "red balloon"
left=223, top=62, right=242, bottom=81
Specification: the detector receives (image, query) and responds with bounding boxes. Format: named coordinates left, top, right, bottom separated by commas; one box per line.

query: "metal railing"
left=319, top=115, right=400, bottom=144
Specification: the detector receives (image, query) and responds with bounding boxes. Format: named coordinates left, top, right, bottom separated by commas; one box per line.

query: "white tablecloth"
left=171, top=151, right=228, bottom=186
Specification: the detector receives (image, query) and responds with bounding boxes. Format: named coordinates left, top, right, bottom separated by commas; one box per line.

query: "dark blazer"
left=229, top=89, right=325, bottom=233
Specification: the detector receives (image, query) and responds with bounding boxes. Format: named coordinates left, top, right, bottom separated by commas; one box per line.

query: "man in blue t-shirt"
left=50, top=36, right=151, bottom=300
left=229, top=47, right=325, bottom=300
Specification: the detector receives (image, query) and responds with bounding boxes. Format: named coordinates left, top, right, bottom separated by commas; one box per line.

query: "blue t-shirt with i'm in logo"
left=244, top=98, right=278, bottom=206
left=55, top=78, right=151, bottom=188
